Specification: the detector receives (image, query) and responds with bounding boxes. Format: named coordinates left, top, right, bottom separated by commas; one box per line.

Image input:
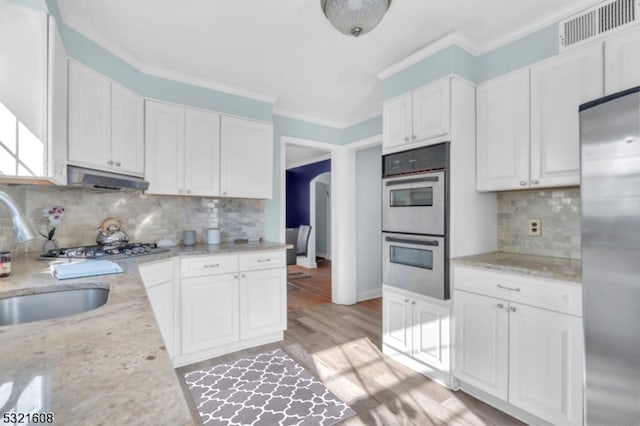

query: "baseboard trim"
left=357, top=288, right=382, bottom=301
left=296, top=255, right=317, bottom=269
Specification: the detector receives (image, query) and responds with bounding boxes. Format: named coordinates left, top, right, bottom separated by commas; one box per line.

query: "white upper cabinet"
left=184, top=108, right=221, bottom=197
left=383, top=78, right=450, bottom=152
left=476, top=69, right=530, bottom=191
left=111, top=84, right=144, bottom=175
left=605, top=28, right=640, bottom=94
left=145, top=101, right=220, bottom=196
left=68, top=60, right=144, bottom=176
left=477, top=43, right=603, bottom=191
left=145, top=100, right=185, bottom=195
left=220, top=116, right=273, bottom=199
left=530, top=43, right=603, bottom=188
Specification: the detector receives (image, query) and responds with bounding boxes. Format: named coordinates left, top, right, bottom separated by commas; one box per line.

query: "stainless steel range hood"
left=67, top=165, right=149, bottom=191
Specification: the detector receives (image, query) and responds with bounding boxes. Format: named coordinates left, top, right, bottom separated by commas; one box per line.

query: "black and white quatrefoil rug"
left=183, top=349, right=356, bottom=425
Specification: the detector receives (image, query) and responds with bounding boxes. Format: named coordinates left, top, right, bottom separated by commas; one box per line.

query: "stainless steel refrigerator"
left=580, top=86, right=640, bottom=425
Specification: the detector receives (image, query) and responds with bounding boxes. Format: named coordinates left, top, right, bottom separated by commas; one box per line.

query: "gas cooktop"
left=40, top=243, right=170, bottom=260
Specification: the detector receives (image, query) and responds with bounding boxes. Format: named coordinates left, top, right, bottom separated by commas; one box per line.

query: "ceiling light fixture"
left=321, top=0, right=392, bottom=37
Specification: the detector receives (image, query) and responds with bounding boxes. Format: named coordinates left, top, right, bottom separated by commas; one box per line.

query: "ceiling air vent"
left=559, top=0, right=640, bottom=51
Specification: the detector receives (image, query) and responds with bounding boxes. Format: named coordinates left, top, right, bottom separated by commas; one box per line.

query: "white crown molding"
left=376, top=32, right=479, bottom=80
left=377, top=0, right=606, bottom=80
left=272, top=107, right=352, bottom=129
left=62, top=15, right=277, bottom=104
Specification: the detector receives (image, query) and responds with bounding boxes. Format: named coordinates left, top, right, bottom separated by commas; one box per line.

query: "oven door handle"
left=385, top=176, right=439, bottom=186
left=385, top=236, right=439, bottom=247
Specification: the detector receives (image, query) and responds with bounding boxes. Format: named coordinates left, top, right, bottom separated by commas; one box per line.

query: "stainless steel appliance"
left=40, top=242, right=169, bottom=260
left=67, top=165, right=149, bottom=191
left=382, top=233, right=446, bottom=299
left=580, top=86, right=640, bottom=425
left=382, top=143, right=450, bottom=300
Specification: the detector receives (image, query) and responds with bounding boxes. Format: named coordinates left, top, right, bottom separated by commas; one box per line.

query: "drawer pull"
left=203, top=264, right=220, bottom=268
left=510, top=306, right=517, bottom=313
left=404, top=299, right=410, bottom=303
left=497, top=303, right=504, bottom=309
left=257, top=258, right=271, bottom=263
left=497, top=284, right=521, bottom=292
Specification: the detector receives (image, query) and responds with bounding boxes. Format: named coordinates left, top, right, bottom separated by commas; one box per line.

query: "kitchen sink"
left=0, top=287, right=109, bottom=326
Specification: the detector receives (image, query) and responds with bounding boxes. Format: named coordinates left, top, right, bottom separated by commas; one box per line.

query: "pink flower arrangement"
left=40, top=206, right=65, bottom=240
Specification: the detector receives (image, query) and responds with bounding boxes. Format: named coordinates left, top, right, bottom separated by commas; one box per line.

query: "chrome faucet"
left=0, top=190, right=37, bottom=241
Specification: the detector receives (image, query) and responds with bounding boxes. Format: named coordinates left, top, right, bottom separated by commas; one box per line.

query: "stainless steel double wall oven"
left=382, top=143, right=450, bottom=300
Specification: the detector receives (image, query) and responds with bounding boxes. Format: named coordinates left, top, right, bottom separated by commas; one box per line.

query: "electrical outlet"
left=528, top=219, right=541, bottom=236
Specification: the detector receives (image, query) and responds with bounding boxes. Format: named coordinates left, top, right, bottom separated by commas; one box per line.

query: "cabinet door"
left=382, top=94, right=412, bottom=150
left=139, top=260, right=174, bottom=358
left=184, top=109, right=220, bottom=196
left=181, top=274, right=239, bottom=354
left=476, top=69, right=530, bottom=191
left=220, top=116, right=273, bottom=198
left=411, top=298, right=450, bottom=372
left=508, top=303, right=583, bottom=426
left=453, top=290, right=509, bottom=400
left=412, top=78, right=450, bottom=142
left=144, top=101, right=185, bottom=195
left=382, top=290, right=412, bottom=354
left=111, top=83, right=144, bottom=176
left=605, top=28, right=640, bottom=94
left=530, top=43, right=602, bottom=188
left=239, top=268, right=286, bottom=339
left=68, top=61, right=111, bottom=170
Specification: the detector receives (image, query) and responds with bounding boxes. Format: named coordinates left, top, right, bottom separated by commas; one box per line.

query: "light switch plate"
left=528, top=219, right=541, bottom=236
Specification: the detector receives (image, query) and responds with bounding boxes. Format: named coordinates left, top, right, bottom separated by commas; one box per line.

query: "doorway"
left=284, top=143, right=332, bottom=310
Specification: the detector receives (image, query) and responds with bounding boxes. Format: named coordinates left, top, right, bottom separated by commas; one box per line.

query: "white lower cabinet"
left=240, top=268, right=286, bottom=339
left=453, top=266, right=583, bottom=426
left=138, top=259, right=175, bottom=359
left=181, top=273, right=239, bottom=354
left=173, top=250, right=286, bottom=367
left=382, top=286, right=451, bottom=385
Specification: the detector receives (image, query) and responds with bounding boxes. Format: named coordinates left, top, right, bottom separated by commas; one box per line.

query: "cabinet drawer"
left=138, top=260, right=173, bottom=289
left=239, top=250, right=285, bottom=271
left=181, top=255, right=237, bottom=277
left=453, top=266, right=582, bottom=316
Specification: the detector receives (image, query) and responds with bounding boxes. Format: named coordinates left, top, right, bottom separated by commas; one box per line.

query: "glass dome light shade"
left=322, top=0, right=391, bottom=37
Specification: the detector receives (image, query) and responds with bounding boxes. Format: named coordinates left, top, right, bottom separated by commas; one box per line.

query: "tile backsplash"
left=498, top=188, right=581, bottom=260
left=0, top=185, right=264, bottom=254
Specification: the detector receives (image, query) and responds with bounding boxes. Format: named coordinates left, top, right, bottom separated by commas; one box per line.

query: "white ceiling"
left=285, top=145, right=330, bottom=169
left=57, top=0, right=600, bottom=128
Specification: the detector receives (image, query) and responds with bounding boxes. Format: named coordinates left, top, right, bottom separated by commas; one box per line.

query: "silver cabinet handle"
left=178, top=189, right=184, bottom=194
left=497, top=284, right=521, bottom=292
left=412, top=301, right=416, bottom=305
left=510, top=306, right=517, bottom=313
left=115, top=162, right=121, bottom=167
left=497, top=303, right=504, bottom=309
left=233, top=274, right=238, bottom=279
left=241, top=274, right=246, bottom=279
left=107, top=160, right=114, bottom=165
left=203, top=264, right=220, bottom=268
left=531, top=179, right=539, bottom=185
left=186, top=189, right=191, bottom=194
left=412, top=134, right=417, bottom=140
left=519, top=181, right=527, bottom=186
left=257, top=258, right=271, bottom=263
left=404, top=136, right=410, bottom=142
left=404, top=299, right=409, bottom=303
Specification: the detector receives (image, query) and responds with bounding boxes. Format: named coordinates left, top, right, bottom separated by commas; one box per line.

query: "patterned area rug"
left=184, top=349, right=356, bottom=425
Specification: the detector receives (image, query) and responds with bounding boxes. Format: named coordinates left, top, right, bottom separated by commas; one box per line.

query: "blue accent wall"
left=285, top=160, right=331, bottom=228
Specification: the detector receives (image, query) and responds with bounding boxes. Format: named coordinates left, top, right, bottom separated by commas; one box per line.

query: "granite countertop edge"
left=451, top=251, right=583, bottom=283
left=0, top=240, right=288, bottom=425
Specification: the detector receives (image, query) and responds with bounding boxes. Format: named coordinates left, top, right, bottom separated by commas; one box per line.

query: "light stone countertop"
left=0, top=241, right=287, bottom=425
left=451, top=251, right=582, bottom=283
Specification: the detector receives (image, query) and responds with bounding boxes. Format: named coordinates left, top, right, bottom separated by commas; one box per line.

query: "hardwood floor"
left=178, top=301, right=522, bottom=425
left=287, top=258, right=383, bottom=313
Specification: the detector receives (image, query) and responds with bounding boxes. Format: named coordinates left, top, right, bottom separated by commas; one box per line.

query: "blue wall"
left=285, top=159, right=331, bottom=228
